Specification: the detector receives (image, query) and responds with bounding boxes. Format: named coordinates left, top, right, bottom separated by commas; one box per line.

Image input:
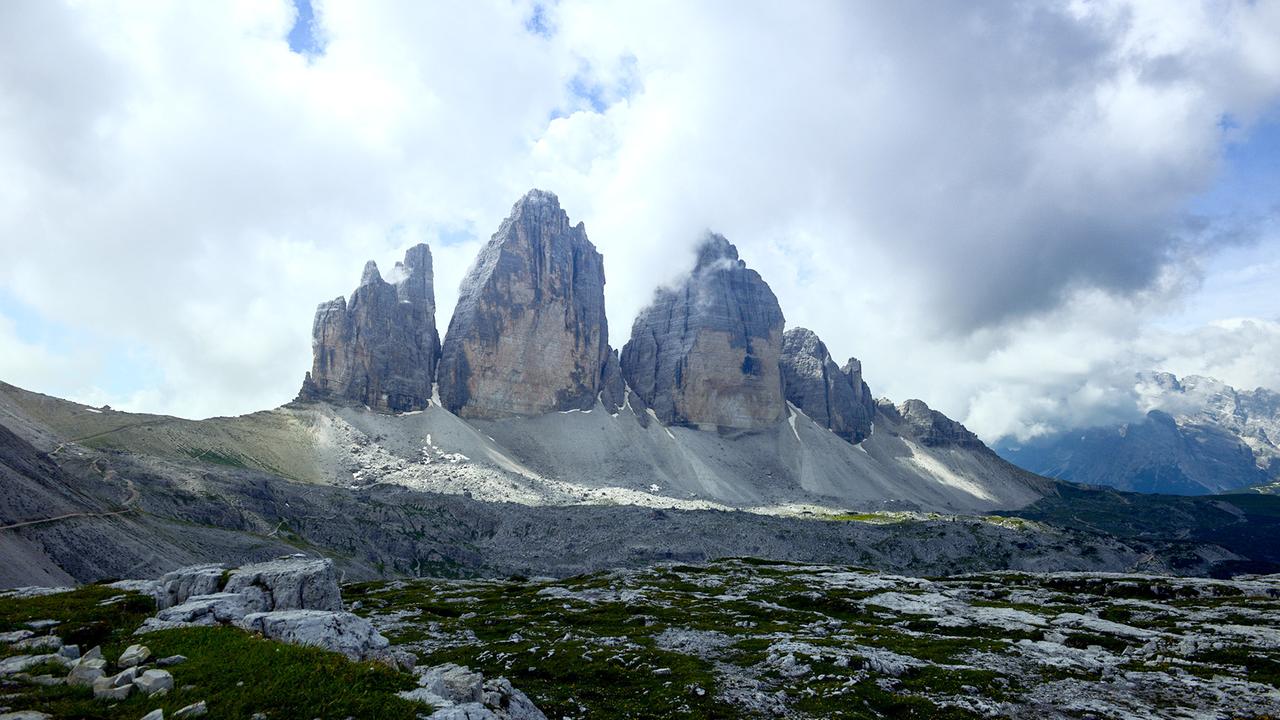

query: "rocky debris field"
left=0, top=556, right=544, bottom=719
left=346, top=558, right=1280, bottom=719
left=2, top=557, right=1279, bottom=718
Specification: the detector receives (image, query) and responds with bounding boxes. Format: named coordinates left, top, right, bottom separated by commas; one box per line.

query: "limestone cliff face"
left=438, top=190, right=610, bottom=419
left=298, top=244, right=440, bottom=413
left=880, top=398, right=988, bottom=450
left=780, top=328, right=874, bottom=443
left=620, top=234, right=786, bottom=430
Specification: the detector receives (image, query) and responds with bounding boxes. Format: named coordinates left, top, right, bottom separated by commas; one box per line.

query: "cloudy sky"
left=1, top=0, right=1278, bottom=443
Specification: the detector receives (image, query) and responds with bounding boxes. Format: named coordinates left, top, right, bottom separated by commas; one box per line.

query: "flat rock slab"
left=239, top=610, right=388, bottom=661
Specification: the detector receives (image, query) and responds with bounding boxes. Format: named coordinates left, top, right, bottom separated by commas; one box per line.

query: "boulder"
left=141, top=710, right=164, bottom=720
left=402, top=664, right=547, bottom=720
left=134, top=668, right=174, bottom=696
left=438, top=190, right=611, bottom=419
left=0, top=712, right=53, bottom=720
left=0, top=630, right=34, bottom=643
left=148, top=564, right=226, bottom=610
left=480, top=677, right=547, bottom=719
left=118, top=644, right=151, bottom=667
left=150, top=590, right=269, bottom=627
left=426, top=706, right=498, bottom=720
left=417, top=663, right=484, bottom=704
left=238, top=610, right=389, bottom=662
left=298, top=243, right=441, bottom=413
left=93, top=668, right=137, bottom=700
left=780, top=328, right=874, bottom=443
left=0, top=654, right=67, bottom=677
left=11, top=635, right=61, bottom=653
left=621, top=234, right=786, bottom=430
left=223, top=556, right=341, bottom=612
left=66, top=656, right=107, bottom=687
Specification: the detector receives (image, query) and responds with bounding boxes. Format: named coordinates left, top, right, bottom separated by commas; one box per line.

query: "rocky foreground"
left=4, top=556, right=1278, bottom=719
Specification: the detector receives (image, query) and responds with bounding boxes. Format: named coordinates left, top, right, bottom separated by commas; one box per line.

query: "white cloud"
left=0, top=0, right=1278, bottom=435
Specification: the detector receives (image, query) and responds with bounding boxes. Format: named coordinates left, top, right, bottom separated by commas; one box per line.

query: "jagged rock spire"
left=297, top=244, right=440, bottom=412
left=780, top=327, right=875, bottom=443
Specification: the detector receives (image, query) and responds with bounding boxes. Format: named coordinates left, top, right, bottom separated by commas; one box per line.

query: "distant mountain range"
left=998, top=373, right=1280, bottom=495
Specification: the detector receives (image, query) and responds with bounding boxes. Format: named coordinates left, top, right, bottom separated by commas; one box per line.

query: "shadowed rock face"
left=880, top=398, right=988, bottom=450
left=781, top=327, right=874, bottom=443
left=298, top=244, right=440, bottom=413
left=621, top=234, right=786, bottom=430
left=438, top=190, right=610, bottom=419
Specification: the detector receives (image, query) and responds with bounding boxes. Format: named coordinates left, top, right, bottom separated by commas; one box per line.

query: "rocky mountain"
left=297, top=244, right=440, bottom=413
left=881, top=398, right=988, bottom=451
left=438, top=190, right=611, bottom=419
left=780, top=327, right=874, bottom=443
left=997, top=373, right=1280, bottom=495
left=620, top=234, right=786, bottom=430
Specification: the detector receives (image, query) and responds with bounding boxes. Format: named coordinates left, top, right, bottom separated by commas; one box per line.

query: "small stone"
left=82, top=646, right=103, bottom=662
left=27, top=674, right=64, bottom=686
left=0, top=711, right=53, bottom=720
left=24, top=620, right=58, bottom=631
left=134, top=669, right=174, bottom=696
left=141, top=711, right=164, bottom=720
left=58, top=644, right=80, bottom=660
left=119, top=644, right=152, bottom=667
left=157, top=655, right=187, bottom=667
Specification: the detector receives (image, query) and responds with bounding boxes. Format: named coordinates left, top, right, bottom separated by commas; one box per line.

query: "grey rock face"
left=780, top=328, right=874, bottom=443
left=621, top=234, right=786, bottom=430
left=438, top=190, right=610, bottom=419
left=880, top=399, right=988, bottom=450
left=151, top=564, right=225, bottom=610
left=599, top=347, right=625, bottom=413
left=238, top=610, right=389, bottom=662
left=223, top=556, right=341, bottom=612
left=298, top=244, right=441, bottom=413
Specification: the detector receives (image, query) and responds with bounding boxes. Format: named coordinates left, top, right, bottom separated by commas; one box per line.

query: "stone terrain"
left=0, top=557, right=546, bottom=719
left=437, top=190, right=611, bottom=419
left=999, top=372, right=1280, bottom=495
left=621, top=234, right=787, bottom=430
left=780, top=327, right=875, bottom=444
left=298, top=243, right=441, bottom=413
left=348, top=559, right=1280, bottom=719
left=5, top=558, right=1278, bottom=719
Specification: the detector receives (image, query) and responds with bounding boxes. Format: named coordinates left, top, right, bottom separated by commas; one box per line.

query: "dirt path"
left=0, top=477, right=139, bottom=532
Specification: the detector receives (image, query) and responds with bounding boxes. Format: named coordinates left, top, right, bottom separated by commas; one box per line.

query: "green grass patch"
left=4, top=626, right=422, bottom=720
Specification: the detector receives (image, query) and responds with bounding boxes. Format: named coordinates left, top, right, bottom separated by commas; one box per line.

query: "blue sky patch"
left=287, top=0, right=324, bottom=56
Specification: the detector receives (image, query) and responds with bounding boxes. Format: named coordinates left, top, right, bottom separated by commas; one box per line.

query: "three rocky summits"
left=296, top=189, right=896, bottom=444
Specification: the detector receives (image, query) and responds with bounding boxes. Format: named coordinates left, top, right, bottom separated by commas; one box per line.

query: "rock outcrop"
left=438, top=190, right=610, bottom=419
left=880, top=399, right=987, bottom=450
left=298, top=244, right=440, bottom=413
left=780, top=328, right=875, bottom=443
left=620, top=234, right=786, bottom=430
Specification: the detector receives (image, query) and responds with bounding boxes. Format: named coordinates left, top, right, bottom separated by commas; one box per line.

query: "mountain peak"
left=694, top=232, right=741, bottom=271
left=359, top=260, right=383, bottom=287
